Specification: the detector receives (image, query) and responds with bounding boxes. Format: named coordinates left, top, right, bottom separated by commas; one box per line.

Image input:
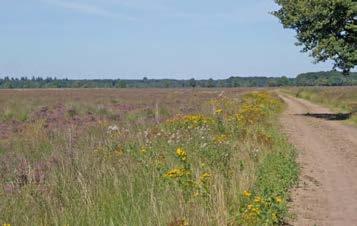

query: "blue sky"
left=0, top=0, right=334, bottom=79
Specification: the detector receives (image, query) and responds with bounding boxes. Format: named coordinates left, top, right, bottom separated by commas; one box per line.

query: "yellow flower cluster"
left=236, top=92, right=282, bottom=126
left=271, top=212, right=278, bottom=222
left=176, top=148, right=187, bottom=161
left=247, top=203, right=261, bottom=214
left=240, top=191, right=285, bottom=225
left=236, top=103, right=266, bottom=126
left=275, top=196, right=282, bottom=204
left=254, top=196, right=262, bottom=203
left=241, top=193, right=263, bottom=224
left=243, top=91, right=273, bottom=104
left=177, top=219, right=189, bottom=226
left=243, top=190, right=251, bottom=197
left=164, top=167, right=189, bottom=178
left=182, top=115, right=212, bottom=125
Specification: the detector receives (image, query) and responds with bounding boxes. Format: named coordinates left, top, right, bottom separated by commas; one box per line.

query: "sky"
left=0, top=0, right=335, bottom=79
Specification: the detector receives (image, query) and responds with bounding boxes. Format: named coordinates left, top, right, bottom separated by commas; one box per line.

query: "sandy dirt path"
left=279, top=94, right=357, bottom=226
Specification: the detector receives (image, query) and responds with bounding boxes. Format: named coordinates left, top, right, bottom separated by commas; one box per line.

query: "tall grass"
left=0, top=90, right=297, bottom=225
left=285, top=86, right=357, bottom=125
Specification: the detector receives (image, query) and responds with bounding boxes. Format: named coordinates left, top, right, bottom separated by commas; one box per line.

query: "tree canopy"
left=273, top=0, right=357, bottom=73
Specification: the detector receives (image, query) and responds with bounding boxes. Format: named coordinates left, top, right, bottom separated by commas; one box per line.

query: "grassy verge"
left=0, top=91, right=298, bottom=225
left=283, top=87, right=357, bottom=125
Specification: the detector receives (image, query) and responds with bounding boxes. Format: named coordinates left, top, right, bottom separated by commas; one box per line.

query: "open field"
left=284, top=86, right=357, bottom=125
left=0, top=88, right=298, bottom=225
left=0, top=89, right=250, bottom=140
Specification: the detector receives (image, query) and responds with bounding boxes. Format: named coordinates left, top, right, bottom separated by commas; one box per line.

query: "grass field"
left=285, top=87, right=357, bottom=125
left=0, top=88, right=298, bottom=225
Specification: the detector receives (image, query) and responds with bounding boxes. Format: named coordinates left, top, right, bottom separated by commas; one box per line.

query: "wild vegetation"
left=0, top=89, right=298, bottom=225
left=286, top=86, right=357, bottom=125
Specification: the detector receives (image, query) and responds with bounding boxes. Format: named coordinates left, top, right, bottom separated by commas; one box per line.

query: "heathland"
left=0, top=89, right=298, bottom=225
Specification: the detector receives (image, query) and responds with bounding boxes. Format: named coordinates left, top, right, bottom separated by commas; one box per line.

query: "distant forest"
left=0, top=71, right=356, bottom=88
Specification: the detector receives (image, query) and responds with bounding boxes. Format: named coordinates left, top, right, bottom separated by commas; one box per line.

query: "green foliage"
left=236, top=129, right=298, bottom=226
left=296, top=70, right=357, bottom=86
left=255, top=146, right=298, bottom=196
left=273, top=0, right=357, bottom=73
left=237, top=193, right=287, bottom=225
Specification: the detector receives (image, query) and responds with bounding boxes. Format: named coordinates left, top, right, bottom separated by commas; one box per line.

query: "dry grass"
left=284, top=86, right=357, bottom=124
left=0, top=88, right=297, bottom=225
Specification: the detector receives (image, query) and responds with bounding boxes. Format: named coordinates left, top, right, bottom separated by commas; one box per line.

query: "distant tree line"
left=295, top=71, right=357, bottom=86
left=0, top=71, right=356, bottom=89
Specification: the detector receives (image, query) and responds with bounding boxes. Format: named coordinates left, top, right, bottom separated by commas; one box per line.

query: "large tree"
left=273, top=0, right=357, bottom=73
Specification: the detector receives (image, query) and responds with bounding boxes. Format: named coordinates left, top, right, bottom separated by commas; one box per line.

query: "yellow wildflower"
left=214, top=109, right=223, bottom=114
left=252, top=207, right=261, bottom=215
left=254, top=196, right=262, bottom=203
left=199, top=172, right=211, bottom=183
left=243, top=190, right=251, bottom=197
left=180, top=219, right=189, bottom=226
left=275, top=196, right=283, bottom=204
left=164, top=167, right=188, bottom=178
left=176, top=148, right=187, bottom=161
left=236, top=103, right=266, bottom=125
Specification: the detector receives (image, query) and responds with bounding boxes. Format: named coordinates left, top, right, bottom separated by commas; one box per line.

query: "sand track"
left=279, top=94, right=357, bottom=226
